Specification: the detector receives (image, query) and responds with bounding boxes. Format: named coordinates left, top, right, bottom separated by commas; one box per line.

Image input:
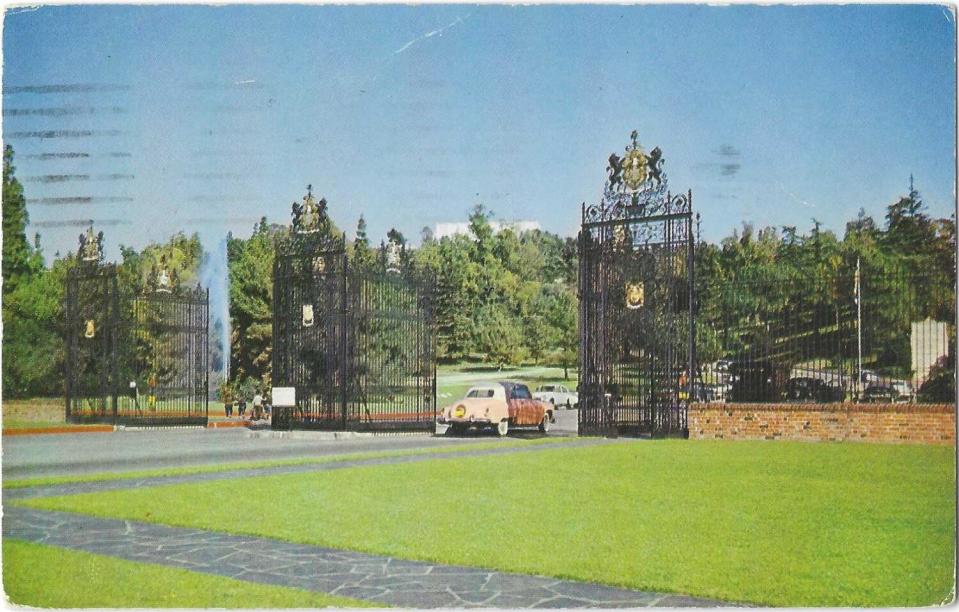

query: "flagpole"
left=856, top=257, right=862, bottom=399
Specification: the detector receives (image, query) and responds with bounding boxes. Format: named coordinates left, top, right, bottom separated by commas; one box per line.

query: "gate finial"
left=292, top=185, right=329, bottom=235
left=78, top=223, right=104, bottom=263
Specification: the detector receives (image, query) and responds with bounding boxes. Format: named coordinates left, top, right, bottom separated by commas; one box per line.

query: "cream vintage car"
left=438, top=381, right=554, bottom=436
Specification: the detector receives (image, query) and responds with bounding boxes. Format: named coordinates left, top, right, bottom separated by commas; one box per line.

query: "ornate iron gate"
left=66, top=227, right=210, bottom=426
left=119, top=284, right=210, bottom=426
left=272, top=224, right=350, bottom=430
left=348, top=269, right=436, bottom=431
left=578, top=132, right=695, bottom=436
left=272, top=188, right=437, bottom=431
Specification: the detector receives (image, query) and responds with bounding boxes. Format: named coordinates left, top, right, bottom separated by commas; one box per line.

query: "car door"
left=513, top=384, right=541, bottom=425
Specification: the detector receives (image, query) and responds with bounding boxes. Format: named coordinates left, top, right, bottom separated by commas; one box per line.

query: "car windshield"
left=466, top=388, right=495, bottom=398
left=540, top=385, right=555, bottom=392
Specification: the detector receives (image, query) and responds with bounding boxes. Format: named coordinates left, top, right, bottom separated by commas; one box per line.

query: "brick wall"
left=689, top=402, right=956, bottom=445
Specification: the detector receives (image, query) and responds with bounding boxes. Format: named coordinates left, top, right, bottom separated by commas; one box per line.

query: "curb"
left=3, top=421, right=250, bottom=436
left=206, top=420, right=251, bottom=429
left=246, top=430, right=376, bottom=440
left=2, top=425, right=115, bottom=436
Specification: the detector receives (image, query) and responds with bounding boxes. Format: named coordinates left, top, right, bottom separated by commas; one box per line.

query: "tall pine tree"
left=3, top=145, right=37, bottom=293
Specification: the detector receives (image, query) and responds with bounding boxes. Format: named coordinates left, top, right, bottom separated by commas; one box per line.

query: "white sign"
left=272, top=387, right=296, bottom=407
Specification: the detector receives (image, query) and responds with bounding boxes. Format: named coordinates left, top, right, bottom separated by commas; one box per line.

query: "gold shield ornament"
left=625, top=282, right=645, bottom=309
left=622, top=147, right=648, bottom=191
left=84, top=319, right=96, bottom=338
left=302, top=304, right=314, bottom=327
left=613, top=224, right=628, bottom=248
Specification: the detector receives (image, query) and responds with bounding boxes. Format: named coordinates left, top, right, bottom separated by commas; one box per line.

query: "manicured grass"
left=22, top=440, right=955, bottom=606
left=2, top=540, right=375, bottom=608
left=4, top=436, right=571, bottom=489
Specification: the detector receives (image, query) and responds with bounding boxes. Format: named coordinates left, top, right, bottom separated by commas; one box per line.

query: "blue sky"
left=3, top=4, right=956, bottom=263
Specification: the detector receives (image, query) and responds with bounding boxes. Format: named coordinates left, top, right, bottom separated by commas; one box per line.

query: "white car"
left=890, top=379, right=914, bottom=402
left=533, top=384, right=578, bottom=408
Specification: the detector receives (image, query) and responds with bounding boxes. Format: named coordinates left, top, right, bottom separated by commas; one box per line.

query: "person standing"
left=223, top=384, right=233, bottom=418
left=252, top=389, right=264, bottom=420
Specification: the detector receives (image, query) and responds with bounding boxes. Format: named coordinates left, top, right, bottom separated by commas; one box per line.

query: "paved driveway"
left=1, top=429, right=499, bottom=480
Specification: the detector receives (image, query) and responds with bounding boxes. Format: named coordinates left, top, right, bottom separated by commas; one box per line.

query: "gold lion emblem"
left=625, top=282, right=645, bottom=309
left=84, top=319, right=96, bottom=338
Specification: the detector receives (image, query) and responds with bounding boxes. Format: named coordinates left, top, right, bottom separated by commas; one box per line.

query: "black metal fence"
left=347, top=270, right=437, bottom=430
left=115, top=287, right=210, bottom=425
left=695, top=269, right=955, bottom=404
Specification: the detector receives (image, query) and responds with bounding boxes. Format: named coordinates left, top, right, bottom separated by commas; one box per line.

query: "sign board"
left=272, top=386, right=296, bottom=407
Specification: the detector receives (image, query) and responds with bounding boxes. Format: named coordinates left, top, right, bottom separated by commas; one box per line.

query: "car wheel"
left=539, top=414, right=551, bottom=433
left=565, top=399, right=571, bottom=409
left=497, top=419, right=509, bottom=437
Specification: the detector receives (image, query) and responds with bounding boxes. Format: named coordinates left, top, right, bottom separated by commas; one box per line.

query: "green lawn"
left=3, top=436, right=571, bottom=489
left=3, top=540, right=375, bottom=608
left=21, top=440, right=955, bottom=606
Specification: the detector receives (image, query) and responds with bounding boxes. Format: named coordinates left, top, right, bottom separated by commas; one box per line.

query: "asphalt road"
left=1, top=429, right=505, bottom=480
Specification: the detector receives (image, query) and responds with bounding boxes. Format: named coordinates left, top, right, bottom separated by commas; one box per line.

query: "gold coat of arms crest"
left=622, top=146, right=648, bottom=191
left=625, top=282, right=645, bottom=309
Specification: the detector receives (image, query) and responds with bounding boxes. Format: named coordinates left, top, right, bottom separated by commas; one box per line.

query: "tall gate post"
left=65, top=225, right=119, bottom=425
left=578, top=132, right=695, bottom=437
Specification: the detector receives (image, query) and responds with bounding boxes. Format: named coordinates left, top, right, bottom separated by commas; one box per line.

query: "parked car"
left=890, top=380, right=914, bottom=402
left=692, top=382, right=716, bottom=402
left=533, top=384, right=579, bottom=408
left=729, top=359, right=782, bottom=402
left=715, top=359, right=731, bottom=371
left=438, top=381, right=554, bottom=436
left=711, top=382, right=733, bottom=402
left=783, top=377, right=844, bottom=403
left=861, top=384, right=909, bottom=403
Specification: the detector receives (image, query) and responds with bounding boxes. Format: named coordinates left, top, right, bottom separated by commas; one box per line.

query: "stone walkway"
left=4, top=437, right=734, bottom=608
left=5, top=506, right=726, bottom=608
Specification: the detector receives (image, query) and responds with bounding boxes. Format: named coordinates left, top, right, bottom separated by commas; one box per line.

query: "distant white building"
left=911, top=319, right=950, bottom=385
left=433, top=220, right=541, bottom=240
